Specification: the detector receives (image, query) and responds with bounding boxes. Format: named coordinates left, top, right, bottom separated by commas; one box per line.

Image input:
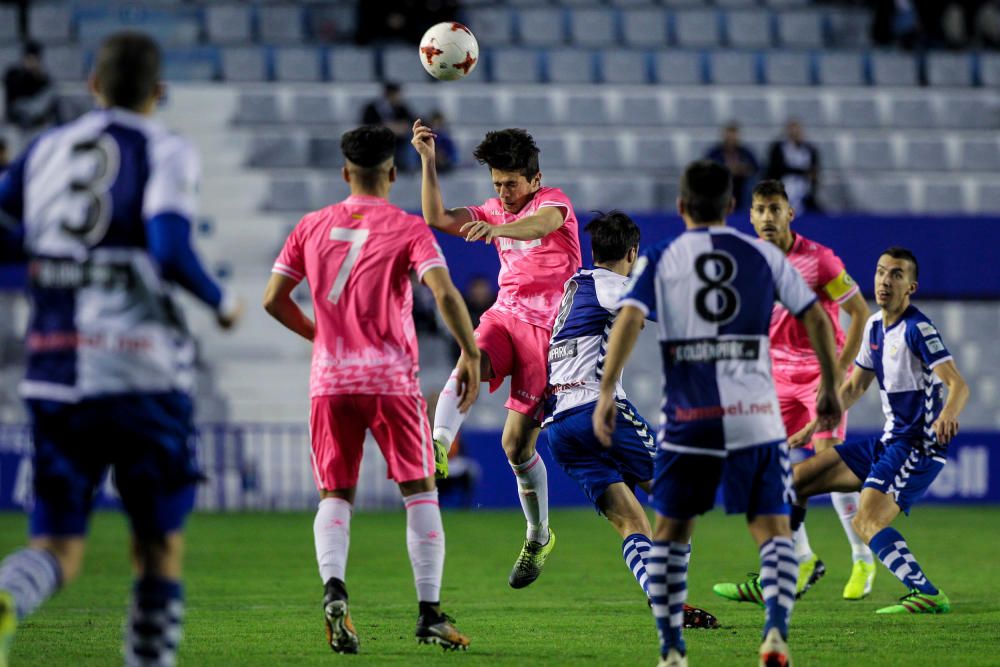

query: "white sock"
left=432, top=370, right=467, bottom=447
left=405, top=490, right=445, bottom=602
left=831, top=491, right=874, bottom=564
left=314, top=497, right=352, bottom=583
left=793, top=523, right=814, bottom=563
left=510, top=452, right=550, bottom=544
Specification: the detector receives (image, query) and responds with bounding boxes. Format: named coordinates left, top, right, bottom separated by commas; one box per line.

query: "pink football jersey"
left=272, top=194, right=447, bottom=397
left=769, top=233, right=860, bottom=370
left=465, top=186, right=582, bottom=328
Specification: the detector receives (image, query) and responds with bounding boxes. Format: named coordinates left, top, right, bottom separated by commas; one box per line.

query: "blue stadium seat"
left=290, top=94, right=335, bottom=125
left=776, top=10, right=825, bottom=49
left=45, top=45, right=86, bottom=82
left=921, top=183, right=965, bottom=214
left=274, top=48, right=323, bottom=82
left=454, top=90, right=502, bottom=126
left=308, top=137, right=344, bottom=168
left=708, top=51, right=759, bottom=85
left=0, top=6, right=17, bottom=44
left=569, top=8, right=618, bottom=47
left=632, top=135, right=677, bottom=169
left=306, top=4, right=356, bottom=43
left=848, top=179, right=911, bottom=213
left=28, top=3, right=72, bottom=43
left=222, top=47, right=269, bottom=82
left=715, top=0, right=760, bottom=7
left=763, top=52, right=813, bottom=85
left=980, top=53, right=1000, bottom=87
left=889, top=98, right=935, bottom=129
left=941, top=97, right=995, bottom=130
left=546, top=48, right=596, bottom=83
left=763, top=0, right=811, bottom=7
left=849, top=138, right=896, bottom=171
left=610, top=0, right=659, bottom=6
left=621, top=8, right=668, bottom=47
left=77, top=9, right=201, bottom=47
left=205, top=4, right=253, bottom=44
left=781, top=94, right=825, bottom=127
left=565, top=93, right=609, bottom=125
left=327, top=47, right=375, bottom=83
left=870, top=51, right=918, bottom=86
left=812, top=138, right=842, bottom=170
left=725, top=10, right=774, bottom=50
left=902, top=138, right=950, bottom=171
left=834, top=97, right=881, bottom=128
left=344, top=91, right=376, bottom=125
left=977, top=183, right=1000, bottom=213
left=509, top=92, right=556, bottom=125
left=464, top=7, right=515, bottom=46
left=958, top=138, right=1000, bottom=171
left=589, top=176, right=656, bottom=211
left=535, top=135, right=571, bottom=169
left=728, top=94, right=774, bottom=127
left=382, top=46, right=430, bottom=84
left=578, top=136, right=625, bottom=168
left=816, top=52, right=866, bottom=86
left=491, top=48, right=542, bottom=83
left=673, top=9, right=722, bottom=48
left=248, top=134, right=309, bottom=168
left=162, top=48, right=219, bottom=82
left=599, top=51, right=651, bottom=84
left=517, top=8, right=567, bottom=46
left=233, top=92, right=282, bottom=125
left=265, top=178, right=312, bottom=212
left=673, top=94, right=718, bottom=126
left=827, top=9, right=872, bottom=48
left=618, top=94, right=665, bottom=125
left=652, top=51, right=705, bottom=85
left=257, top=5, right=305, bottom=45
left=925, top=52, right=973, bottom=87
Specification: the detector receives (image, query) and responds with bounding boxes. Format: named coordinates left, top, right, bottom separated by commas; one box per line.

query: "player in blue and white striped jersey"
left=593, top=162, right=841, bottom=667
left=791, top=247, right=969, bottom=616
left=0, top=33, right=241, bottom=666
left=542, top=211, right=718, bottom=630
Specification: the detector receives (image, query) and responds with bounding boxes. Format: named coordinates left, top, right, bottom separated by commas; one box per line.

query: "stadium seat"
left=0, top=6, right=17, bottom=43
left=812, top=138, right=842, bottom=170
left=570, top=8, right=618, bottom=47
left=257, top=5, right=305, bottom=45
left=708, top=51, right=759, bottom=85
left=652, top=51, right=705, bottom=85
left=599, top=51, right=651, bottom=84
left=578, top=136, right=625, bottom=168
left=547, top=48, right=596, bottom=83
left=327, top=48, right=376, bottom=83
left=517, top=8, right=567, bottom=46
left=942, top=97, right=996, bottom=130
left=673, top=9, right=723, bottom=48
left=715, top=0, right=760, bottom=8
left=816, top=52, right=866, bottom=86
left=727, top=94, right=774, bottom=127
left=926, top=52, right=973, bottom=87
left=977, top=183, right=1000, bottom=214
left=781, top=94, right=825, bottom=127
left=833, top=97, right=881, bottom=128
left=958, top=138, right=1000, bottom=171
left=45, top=45, right=85, bottom=82
left=979, top=53, right=1000, bottom=88
left=205, top=4, right=253, bottom=44
left=827, top=8, right=872, bottom=48
left=491, top=48, right=542, bottom=83
left=307, top=136, right=344, bottom=168
left=290, top=94, right=335, bottom=125
left=763, top=51, right=813, bottom=85
left=247, top=134, right=309, bottom=168
left=464, top=7, right=515, bottom=46
left=849, top=138, right=897, bottom=171
left=28, top=3, right=72, bottom=43
left=764, top=0, right=811, bottom=7
left=631, top=135, right=677, bottom=169
left=889, top=98, right=935, bottom=129
left=381, top=46, right=430, bottom=84
left=618, top=93, right=666, bottom=126
left=222, top=47, right=269, bottom=82
left=673, top=94, right=719, bottom=126
left=535, top=134, right=572, bottom=169
left=306, top=4, right=356, bottom=43
left=162, top=48, right=219, bottom=82
left=902, top=138, right=951, bottom=171
left=621, top=8, right=668, bottom=48
left=725, top=10, right=774, bottom=50
left=847, top=179, right=911, bottom=213
left=588, top=175, right=656, bottom=210
left=454, top=90, right=502, bottom=126
left=921, top=182, right=966, bottom=214
left=870, top=51, right=919, bottom=86
left=233, top=92, right=282, bottom=125
left=610, top=0, right=659, bottom=6
left=509, top=92, right=556, bottom=125
left=274, top=48, right=322, bottom=82
left=565, top=92, right=609, bottom=125
left=265, top=178, right=312, bottom=211
left=776, top=10, right=825, bottom=49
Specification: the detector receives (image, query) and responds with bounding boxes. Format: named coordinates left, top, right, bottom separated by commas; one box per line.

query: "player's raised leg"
left=505, top=411, right=556, bottom=588
left=432, top=352, right=493, bottom=478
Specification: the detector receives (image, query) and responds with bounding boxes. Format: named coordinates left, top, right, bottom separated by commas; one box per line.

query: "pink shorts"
left=774, top=366, right=848, bottom=446
left=309, top=394, right=433, bottom=490
left=475, top=308, right=550, bottom=420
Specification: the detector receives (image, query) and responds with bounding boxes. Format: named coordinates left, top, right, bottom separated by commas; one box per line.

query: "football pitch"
left=2, top=506, right=999, bottom=666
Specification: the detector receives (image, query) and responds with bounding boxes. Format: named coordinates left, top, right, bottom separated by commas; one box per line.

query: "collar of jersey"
left=345, top=194, right=387, bottom=205
left=881, top=305, right=915, bottom=333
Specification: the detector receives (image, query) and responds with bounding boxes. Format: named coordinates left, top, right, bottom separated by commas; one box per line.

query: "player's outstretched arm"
left=462, top=206, right=564, bottom=244
left=262, top=273, right=315, bottom=342
left=930, top=360, right=970, bottom=444
left=837, top=291, right=869, bottom=374
left=800, top=302, right=843, bottom=431
left=422, top=267, right=481, bottom=412
left=593, top=305, right=644, bottom=447
left=412, top=119, right=471, bottom=237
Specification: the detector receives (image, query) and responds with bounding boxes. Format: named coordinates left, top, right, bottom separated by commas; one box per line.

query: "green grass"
left=2, top=506, right=999, bottom=666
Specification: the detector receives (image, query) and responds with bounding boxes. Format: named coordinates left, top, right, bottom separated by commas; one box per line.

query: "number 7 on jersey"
left=327, top=227, right=369, bottom=304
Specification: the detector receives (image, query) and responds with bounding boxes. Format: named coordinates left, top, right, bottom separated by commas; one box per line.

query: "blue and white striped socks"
left=124, top=576, right=184, bottom=667
left=622, top=533, right=652, bottom=595
left=869, top=527, right=938, bottom=595
left=648, top=541, right=690, bottom=657
left=0, top=548, right=62, bottom=619
left=759, top=537, right=797, bottom=640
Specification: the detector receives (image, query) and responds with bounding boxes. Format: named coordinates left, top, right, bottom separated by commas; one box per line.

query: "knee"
left=501, top=431, right=533, bottom=462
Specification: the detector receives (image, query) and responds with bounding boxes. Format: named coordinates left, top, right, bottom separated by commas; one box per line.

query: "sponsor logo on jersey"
left=548, top=339, right=578, bottom=362
left=667, top=338, right=761, bottom=364
left=917, top=321, right=938, bottom=337
left=926, top=337, right=945, bottom=353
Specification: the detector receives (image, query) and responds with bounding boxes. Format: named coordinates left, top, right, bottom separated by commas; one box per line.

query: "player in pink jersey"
left=713, top=180, right=874, bottom=608
left=412, top=121, right=582, bottom=588
left=263, top=126, right=481, bottom=653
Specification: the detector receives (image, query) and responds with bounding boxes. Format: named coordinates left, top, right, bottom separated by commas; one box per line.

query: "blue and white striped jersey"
left=855, top=306, right=951, bottom=460
left=544, top=267, right=630, bottom=425
left=620, top=226, right=817, bottom=456
left=0, top=108, right=207, bottom=402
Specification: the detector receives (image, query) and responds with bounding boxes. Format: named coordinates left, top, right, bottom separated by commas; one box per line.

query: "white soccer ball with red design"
left=418, top=22, right=479, bottom=81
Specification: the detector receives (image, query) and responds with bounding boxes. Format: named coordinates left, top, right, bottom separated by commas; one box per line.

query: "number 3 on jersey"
left=326, top=227, right=369, bottom=304
left=694, top=251, right=739, bottom=324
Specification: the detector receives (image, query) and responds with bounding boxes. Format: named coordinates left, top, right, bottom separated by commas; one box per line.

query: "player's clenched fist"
left=460, top=220, right=497, bottom=244
left=592, top=392, right=617, bottom=447
left=411, top=119, right=436, bottom=160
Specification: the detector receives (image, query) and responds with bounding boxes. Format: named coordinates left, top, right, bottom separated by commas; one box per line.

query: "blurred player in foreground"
left=412, top=120, right=581, bottom=588
left=594, top=161, right=841, bottom=667
left=789, top=247, right=969, bottom=615
left=264, top=125, right=480, bottom=653
left=543, top=211, right=719, bottom=629
left=0, top=32, right=242, bottom=666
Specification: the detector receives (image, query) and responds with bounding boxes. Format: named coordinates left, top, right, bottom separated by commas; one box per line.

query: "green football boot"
left=508, top=529, right=556, bottom=589
left=876, top=589, right=951, bottom=615
left=433, top=438, right=450, bottom=479
left=712, top=573, right=765, bottom=608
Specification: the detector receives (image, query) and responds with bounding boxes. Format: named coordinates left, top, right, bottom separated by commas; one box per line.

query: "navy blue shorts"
left=544, top=400, right=656, bottom=512
left=835, top=436, right=944, bottom=514
left=651, top=440, right=793, bottom=520
left=27, top=392, right=201, bottom=539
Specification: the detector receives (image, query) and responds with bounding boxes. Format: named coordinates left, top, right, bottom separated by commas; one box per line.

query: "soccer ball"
left=418, top=22, right=479, bottom=81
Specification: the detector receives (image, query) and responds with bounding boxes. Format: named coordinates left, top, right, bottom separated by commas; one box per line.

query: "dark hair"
left=751, top=179, right=789, bottom=202
left=340, top=125, right=395, bottom=189
left=585, top=211, right=640, bottom=264
left=881, top=246, right=919, bottom=280
left=94, top=32, right=160, bottom=111
left=679, top=160, right=733, bottom=223
left=383, top=82, right=401, bottom=96
left=473, top=129, right=540, bottom=179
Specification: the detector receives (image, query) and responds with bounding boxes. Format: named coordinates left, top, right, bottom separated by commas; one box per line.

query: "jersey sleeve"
left=464, top=202, right=488, bottom=223
left=0, top=147, right=27, bottom=261
left=618, top=245, right=660, bottom=317
left=905, top=319, right=953, bottom=369
left=535, top=188, right=570, bottom=220
left=409, top=219, right=448, bottom=282
left=854, top=316, right=876, bottom=370
left=143, top=134, right=199, bottom=221
left=817, top=250, right=860, bottom=305
left=272, top=220, right=306, bottom=283
left=768, top=248, right=817, bottom=317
